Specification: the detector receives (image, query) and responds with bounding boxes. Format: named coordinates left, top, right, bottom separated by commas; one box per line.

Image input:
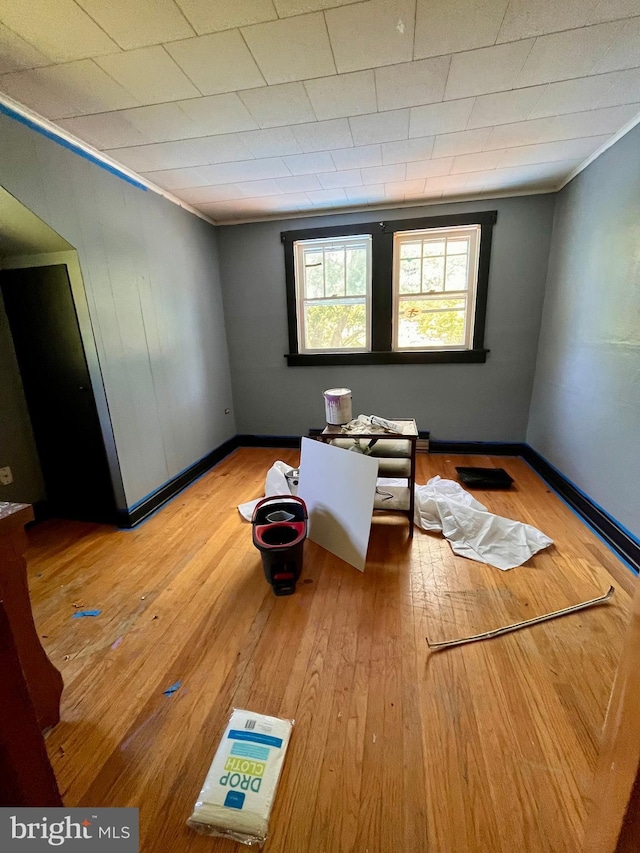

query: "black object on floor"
left=251, top=496, right=308, bottom=596
left=455, top=467, right=514, bottom=489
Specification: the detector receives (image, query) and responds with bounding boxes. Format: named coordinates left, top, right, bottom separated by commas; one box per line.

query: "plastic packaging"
left=187, top=709, right=294, bottom=847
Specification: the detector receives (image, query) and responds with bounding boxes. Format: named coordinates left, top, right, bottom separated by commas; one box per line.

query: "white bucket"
left=323, top=388, right=352, bottom=425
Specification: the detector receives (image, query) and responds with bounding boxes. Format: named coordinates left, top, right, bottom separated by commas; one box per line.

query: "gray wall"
left=0, top=114, right=235, bottom=510
left=527, top=124, right=640, bottom=540
left=218, top=195, right=555, bottom=440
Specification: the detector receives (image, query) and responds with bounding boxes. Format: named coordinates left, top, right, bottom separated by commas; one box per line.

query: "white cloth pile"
left=411, top=475, right=553, bottom=570
left=237, top=461, right=294, bottom=521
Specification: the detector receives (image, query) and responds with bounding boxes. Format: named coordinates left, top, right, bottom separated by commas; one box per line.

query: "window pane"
left=423, top=240, right=445, bottom=256
left=304, top=300, right=367, bottom=350
left=346, top=246, right=367, bottom=295
left=447, top=238, right=469, bottom=255
left=303, top=250, right=323, bottom=298
left=445, top=254, right=468, bottom=291
left=397, top=298, right=466, bottom=348
left=400, top=241, right=421, bottom=259
left=422, top=256, right=444, bottom=291
left=324, top=249, right=345, bottom=297
left=399, top=257, right=421, bottom=293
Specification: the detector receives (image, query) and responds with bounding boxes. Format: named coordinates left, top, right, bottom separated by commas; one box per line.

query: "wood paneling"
left=26, top=449, right=635, bottom=851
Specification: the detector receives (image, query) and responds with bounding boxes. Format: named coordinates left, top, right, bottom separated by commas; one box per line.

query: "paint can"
left=323, top=388, right=352, bottom=425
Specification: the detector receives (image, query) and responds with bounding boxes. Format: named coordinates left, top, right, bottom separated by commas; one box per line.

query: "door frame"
left=0, top=250, right=126, bottom=512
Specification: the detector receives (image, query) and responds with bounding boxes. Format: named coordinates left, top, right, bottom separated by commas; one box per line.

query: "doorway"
left=1, top=264, right=117, bottom=523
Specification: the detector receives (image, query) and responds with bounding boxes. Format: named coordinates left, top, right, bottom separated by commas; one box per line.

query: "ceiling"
left=1, top=0, right=639, bottom=225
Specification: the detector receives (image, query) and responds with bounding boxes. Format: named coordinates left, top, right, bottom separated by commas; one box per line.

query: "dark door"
left=1, top=265, right=116, bottom=523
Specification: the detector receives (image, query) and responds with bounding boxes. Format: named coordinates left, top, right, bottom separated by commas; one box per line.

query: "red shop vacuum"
left=251, top=496, right=308, bottom=596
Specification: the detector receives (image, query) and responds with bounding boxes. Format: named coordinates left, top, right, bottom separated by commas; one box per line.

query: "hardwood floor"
left=26, top=448, right=635, bottom=852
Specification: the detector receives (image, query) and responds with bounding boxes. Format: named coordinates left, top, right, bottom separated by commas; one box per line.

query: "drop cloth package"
left=187, top=709, right=294, bottom=847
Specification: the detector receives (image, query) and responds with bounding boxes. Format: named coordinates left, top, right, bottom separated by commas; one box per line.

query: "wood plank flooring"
left=25, top=448, right=636, bottom=852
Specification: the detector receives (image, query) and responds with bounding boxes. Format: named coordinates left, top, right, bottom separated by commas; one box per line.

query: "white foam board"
left=297, top=437, right=378, bottom=572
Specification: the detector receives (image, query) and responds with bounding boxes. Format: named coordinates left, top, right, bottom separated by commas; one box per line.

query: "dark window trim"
left=282, top=210, right=497, bottom=366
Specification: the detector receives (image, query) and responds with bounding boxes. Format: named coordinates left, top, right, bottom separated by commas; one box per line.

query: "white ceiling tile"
left=57, top=113, right=152, bottom=148
left=501, top=135, right=610, bottom=167
left=116, top=102, right=202, bottom=142
left=384, top=178, right=426, bottom=197
left=590, top=0, right=640, bottom=23
left=526, top=75, right=618, bottom=119
left=425, top=174, right=470, bottom=192
left=236, top=179, right=284, bottom=196
left=292, top=119, right=353, bottom=152
left=204, top=193, right=308, bottom=219
left=75, top=0, right=194, bottom=49
left=471, top=161, right=580, bottom=190
left=483, top=117, right=556, bottom=149
left=142, top=166, right=211, bottom=189
left=450, top=149, right=505, bottom=174
left=432, top=127, right=493, bottom=158
left=304, top=71, right=377, bottom=121
left=237, top=127, right=303, bottom=157
left=444, top=39, right=535, bottom=101
left=552, top=104, right=640, bottom=135
left=0, top=22, right=50, bottom=73
left=360, top=163, right=406, bottom=183
left=602, top=66, right=640, bottom=106
left=177, top=93, right=259, bottom=134
left=174, top=0, right=277, bottom=34
left=174, top=184, right=247, bottom=203
left=0, top=61, right=139, bottom=120
left=196, top=157, right=291, bottom=184
left=282, top=151, right=336, bottom=174
left=95, top=47, right=200, bottom=105
left=105, top=135, right=254, bottom=172
left=405, top=157, right=454, bottom=179
left=516, top=22, right=624, bottom=88
left=381, top=136, right=435, bottom=164
left=165, top=31, right=265, bottom=96
left=496, top=0, right=600, bottom=42
left=330, top=145, right=382, bottom=170
left=307, top=188, right=348, bottom=205
left=276, top=174, right=322, bottom=192
left=343, top=184, right=386, bottom=202
left=274, top=0, right=362, bottom=15
left=593, top=16, right=640, bottom=72
left=0, top=0, right=119, bottom=62
left=466, top=87, right=546, bottom=129
left=415, top=0, right=509, bottom=59
left=239, top=83, right=316, bottom=128
left=325, top=0, right=416, bottom=73
left=375, top=56, right=450, bottom=111
left=318, top=169, right=362, bottom=188
left=349, top=110, right=410, bottom=146
left=409, top=98, right=475, bottom=137
left=242, top=13, right=336, bottom=85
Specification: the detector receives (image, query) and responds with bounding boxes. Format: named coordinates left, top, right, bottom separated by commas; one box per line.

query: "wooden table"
left=317, top=418, right=418, bottom=537
left=0, top=502, right=63, bottom=730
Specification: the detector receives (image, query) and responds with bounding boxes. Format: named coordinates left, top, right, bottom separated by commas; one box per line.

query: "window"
left=394, top=225, right=480, bottom=351
left=282, top=211, right=496, bottom=366
left=294, top=234, right=372, bottom=353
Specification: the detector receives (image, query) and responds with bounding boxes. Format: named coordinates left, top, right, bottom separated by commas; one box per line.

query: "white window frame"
left=294, top=234, right=372, bottom=354
left=392, top=224, right=481, bottom=352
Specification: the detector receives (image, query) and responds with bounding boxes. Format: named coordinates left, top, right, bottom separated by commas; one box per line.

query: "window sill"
left=285, top=349, right=489, bottom=366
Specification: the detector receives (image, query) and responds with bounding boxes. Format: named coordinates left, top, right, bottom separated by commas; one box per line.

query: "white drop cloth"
left=411, top=475, right=553, bottom=570
left=238, top=461, right=295, bottom=521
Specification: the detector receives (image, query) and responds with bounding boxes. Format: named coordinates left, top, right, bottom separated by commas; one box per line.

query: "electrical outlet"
left=0, top=466, right=13, bottom=486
